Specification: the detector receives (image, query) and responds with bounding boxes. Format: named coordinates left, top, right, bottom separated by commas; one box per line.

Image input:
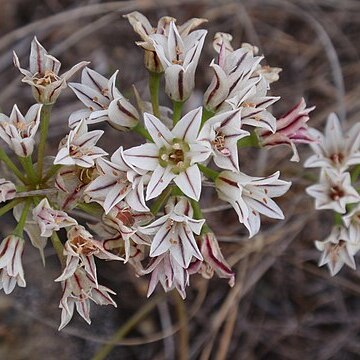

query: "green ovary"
left=159, top=138, right=191, bottom=175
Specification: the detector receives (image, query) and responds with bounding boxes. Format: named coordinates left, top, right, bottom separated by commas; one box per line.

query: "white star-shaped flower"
left=54, top=119, right=107, bottom=168
left=13, top=36, right=88, bottom=104
left=124, top=107, right=210, bottom=201
left=315, top=226, right=360, bottom=276
left=141, top=196, right=204, bottom=268
left=0, top=104, right=42, bottom=157
left=306, top=169, right=360, bottom=214
left=216, top=170, right=291, bottom=237
left=198, top=108, right=249, bottom=171
left=304, top=113, right=360, bottom=172
left=69, top=67, right=139, bottom=130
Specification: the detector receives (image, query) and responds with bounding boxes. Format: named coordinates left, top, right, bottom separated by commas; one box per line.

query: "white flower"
left=342, top=203, right=360, bottom=242
left=306, top=169, right=360, bottom=214
left=54, top=119, right=107, bottom=168
left=124, top=12, right=206, bottom=51
left=0, top=179, right=16, bottom=202
left=315, top=226, right=360, bottom=276
left=216, top=170, right=291, bottom=237
left=225, top=77, right=279, bottom=133
left=124, top=107, right=210, bottom=201
left=13, top=36, right=88, bottom=104
left=124, top=12, right=207, bottom=74
left=0, top=235, right=26, bottom=294
left=32, top=198, right=77, bottom=237
left=58, top=268, right=117, bottom=330
left=198, top=109, right=249, bottom=171
left=304, top=113, right=360, bottom=172
left=69, top=67, right=139, bottom=130
left=258, top=98, right=316, bottom=162
left=150, top=21, right=207, bottom=101
left=55, top=225, right=123, bottom=284
left=85, top=146, right=149, bottom=213
left=142, top=253, right=190, bottom=299
left=204, top=33, right=279, bottom=133
left=0, top=104, right=42, bottom=157
left=141, top=196, right=204, bottom=268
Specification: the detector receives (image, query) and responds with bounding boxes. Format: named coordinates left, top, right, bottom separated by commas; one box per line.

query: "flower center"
left=330, top=152, right=344, bottom=165
left=79, top=167, right=97, bottom=185
left=212, top=131, right=230, bottom=156
left=329, top=185, right=344, bottom=201
left=159, top=139, right=190, bottom=174
left=115, top=208, right=135, bottom=227
left=70, top=236, right=97, bottom=256
left=34, top=70, right=60, bottom=86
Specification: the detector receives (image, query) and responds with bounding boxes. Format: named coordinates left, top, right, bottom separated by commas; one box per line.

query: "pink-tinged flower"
left=102, top=202, right=153, bottom=262
left=258, top=98, right=316, bottom=162
left=150, top=21, right=207, bottom=101
left=124, top=12, right=207, bottom=73
left=304, top=113, right=360, bottom=172
left=0, top=179, right=16, bottom=202
left=306, top=169, right=360, bottom=214
left=141, top=196, right=204, bottom=268
left=58, top=268, right=117, bottom=330
left=0, top=235, right=26, bottom=294
left=198, top=109, right=249, bottom=171
left=55, top=225, right=123, bottom=284
left=216, top=170, right=291, bottom=237
left=69, top=67, right=139, bottom=130
left=32, top=198, right=77, bottom=237
left=142, top=253, right=190, bottom=299
left=13, top=36, right=88, bottom=104
left=199, top=232, right=235, bottom=286
left=343, top=204, right=360, bottom=243
left=315, top=226, right=360, bottom=276
left=124, top=108, right=210, bottom=201
left=0, top=104, right=42, bottom=157
left=54, top=120, right=107, bottom=168
left=85, top=147, right=149, bottom=214
left=55, top=165, right=98, bottom=210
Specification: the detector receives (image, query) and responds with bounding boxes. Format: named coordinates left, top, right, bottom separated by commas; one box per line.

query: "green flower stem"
left=149, top=71, right=161, bottom=118
left=351, top=164, right=360, bottom=183
left=92, top=293, right=164, bottom=360
left=190, top=198, right=211, bottom=234
left=198, top=164, right=219, bottom=182
left=13, top=198, right=31, bottom=237
left=0, top=148, right=28, bottom=184
left=173, top=101, right=183, bottom=125
left=37, top=104, right=52, bottom=180
left=150, top=186, right=173, bottom=215
left=334, top=212, right=343, bottom=226
left=51, top=232, right=65, bottom=266
left=238, top=131, right=260, bottom=148
left=77, top=202, right=104, bottom=217
left=201, top=107, right=215, bottom=127
left=133, top=123, right=153, bottom=142
left=0, top=198, right=23, bottom=217
left=42, top=164, right=62, bottom=184
left=19, top=156, right=38, bottom=185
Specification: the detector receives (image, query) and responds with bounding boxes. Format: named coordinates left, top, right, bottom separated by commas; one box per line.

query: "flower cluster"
left=305, top=114, right=360, bottom=275
left=0, top=12, right=313, bottom=330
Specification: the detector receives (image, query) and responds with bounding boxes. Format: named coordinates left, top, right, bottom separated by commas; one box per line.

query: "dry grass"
left=0, top=0, right=360, bottom=359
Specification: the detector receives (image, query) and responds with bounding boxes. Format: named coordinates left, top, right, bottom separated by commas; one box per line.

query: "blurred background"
left=0, top=0, right=359, bottom=359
